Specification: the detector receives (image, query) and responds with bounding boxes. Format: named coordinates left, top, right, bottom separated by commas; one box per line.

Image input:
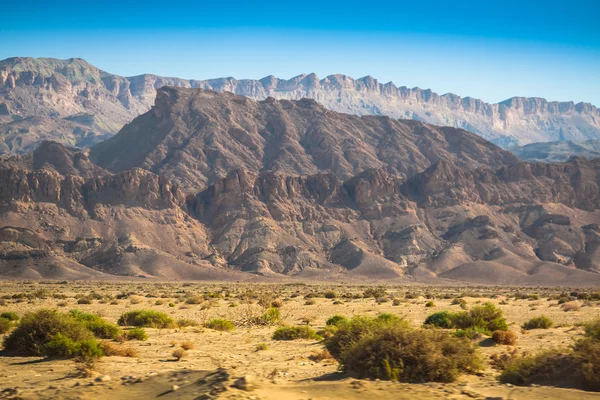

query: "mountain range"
left=2, top=87, right=600, bottom=285
left=2, top=57, right=600, bottom=156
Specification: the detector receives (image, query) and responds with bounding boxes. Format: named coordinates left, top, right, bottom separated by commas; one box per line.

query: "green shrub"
left=375, top=313, right=402, bottom=323
left=584, top=318, right=600, bottom=341
left=117, top=310, right=176, bottom=328
left=522, top=315, right=554, bottom=330
left=0, top=318, right=12, bottom=334
left=330, top=322, right=481, bottom=382
left=325, top=315, right=410, bottom=358
left=205, top=319, right=235, bottom=332
left=499, top=349, right=567, bottom=385
left=425, top=303, right=507, bottom=335
left=69, top=310, right=122, bottom=339
left=272, top=325, right=321, bottom=341
left=262, top=307, right=281, bottom=324
left=457, top=303, right=507, bottom=333
left=326, top=315, right=349, bottom=326
left=425, top=301, right=435, bottom=307
left=0, top=312, right=19, bottom=321
left=453, top=327, right=488, bottom=340
left=424, top=311, right=456, bottom=329
left=2, top=309, right=102, bottom=359
left=126, top=328, right=148, bottom=341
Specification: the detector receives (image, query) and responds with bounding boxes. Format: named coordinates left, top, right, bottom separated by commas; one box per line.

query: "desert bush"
left=326, top=315, right=349, bottom=327
left=522, top=315, right=554, bottom=330
left=117, top=310, right=176, bottom=328
left=0, top=318, right=12, bottom=334
left=363, top=287, right=387, bottom=299
left=180, top=341, right=194, bottom=350
left=562, top=302, right=581, bottom=312
left=272, top=325, right=321, bottom=341
left=304, top=299, right=316, bottom=305
left=2, top=309, right=104, bottom=359
left=325, top=315, right=410, bottom=358
left=271, top=299, right=283, bottom=308
left=329, top=322, right=481, bottom=382
left=584, top=318, right=600, bottom=341
left=308, top=348, right=334, bottom=362
left=392, top=299, right=401, bottom=306
left=490, top=348, right=522, bottom=370
left=177, top=318, right=199, bottom=328
left=425, top=303, right=507, bottom=334
left=172, top=348, right=187, bottom=361
left=451, top=298, right=468, bottom=309
left=425, top=301, right=435, bottom=307
left=255, top=342, right=269, bottom=351
left=317, top=325, right=339, bottom=339
left=69, top=310, right=122, bottom=339
left=492, top=330, right=517, bottom=345
left=424, top=311, right=456, bottom=329
left=0, top=312, right=19, bottom=321
left=262, top=307, right=281, bottom=324
left=499, top=349, right=567, bottom=385
left=126, top=328, right=148, bottom=341
left=77, top=297, right=92, bottom=305
left=205, top=319, right=235, bottom=332
left=324, top=291, right=337, bottom=299
left=99, top=341, right=138, bottom=357
left=453, top=327, right=488, bottom=340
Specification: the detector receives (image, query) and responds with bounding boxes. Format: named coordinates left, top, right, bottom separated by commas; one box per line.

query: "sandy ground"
left=0, top=281, right=599, bottom=399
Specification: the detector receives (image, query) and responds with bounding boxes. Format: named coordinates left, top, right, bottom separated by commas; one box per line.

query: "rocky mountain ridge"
left=1, top=89, right=600, bottom=284
left=2, top=57, right=600, bottom=155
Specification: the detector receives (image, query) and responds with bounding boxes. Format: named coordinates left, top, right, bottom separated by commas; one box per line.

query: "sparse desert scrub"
left=180, top=341, right=194, bottom=350
left=562, top=302, right=581, bottom=312
left=522, top=315, right=554, bottom=330
left=308, top=348, right=334, bottom=362
left=326, top=316, right=481, bottom=382
left=117, top=309, right=176, bottom=328
left=255, top=342, right=269, bottom=351
left=326, top=314, right=349, bottom=327
left=272, top=325, right=321, bottom=341
left=205, top=318, right=235, bottom=332
left=176, top=318, right=199, bottom=328
left=99, top=341, right=138, bottom=357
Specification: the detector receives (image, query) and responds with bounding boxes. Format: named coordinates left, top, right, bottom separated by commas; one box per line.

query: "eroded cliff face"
left=2, top=57, right=600, bottom=155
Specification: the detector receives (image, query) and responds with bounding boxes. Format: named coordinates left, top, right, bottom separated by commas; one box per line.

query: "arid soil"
left=0, top=281, right=599, bottom=399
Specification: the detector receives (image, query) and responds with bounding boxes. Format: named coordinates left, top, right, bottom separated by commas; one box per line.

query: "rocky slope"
left=2, top=57, right=600, bottom=155
left=1, top=90, right=600, bottom=284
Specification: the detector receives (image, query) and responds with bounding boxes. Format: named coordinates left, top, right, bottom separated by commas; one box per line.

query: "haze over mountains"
left=2, top=87, right=600, bottom=285
left=2, top=57, right=600, bottom=156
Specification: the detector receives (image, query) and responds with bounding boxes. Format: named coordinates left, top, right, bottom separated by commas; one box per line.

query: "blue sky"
left=1, top=0, right=599, bottom=105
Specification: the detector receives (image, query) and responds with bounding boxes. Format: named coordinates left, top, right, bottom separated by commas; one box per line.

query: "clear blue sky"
left=1, top=0, right=599, bottom=105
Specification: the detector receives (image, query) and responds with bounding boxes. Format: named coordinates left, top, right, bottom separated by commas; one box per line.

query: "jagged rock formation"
left=1, top=90, right=600, bottom=284
left=2, top=57, right=600, bottom=155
